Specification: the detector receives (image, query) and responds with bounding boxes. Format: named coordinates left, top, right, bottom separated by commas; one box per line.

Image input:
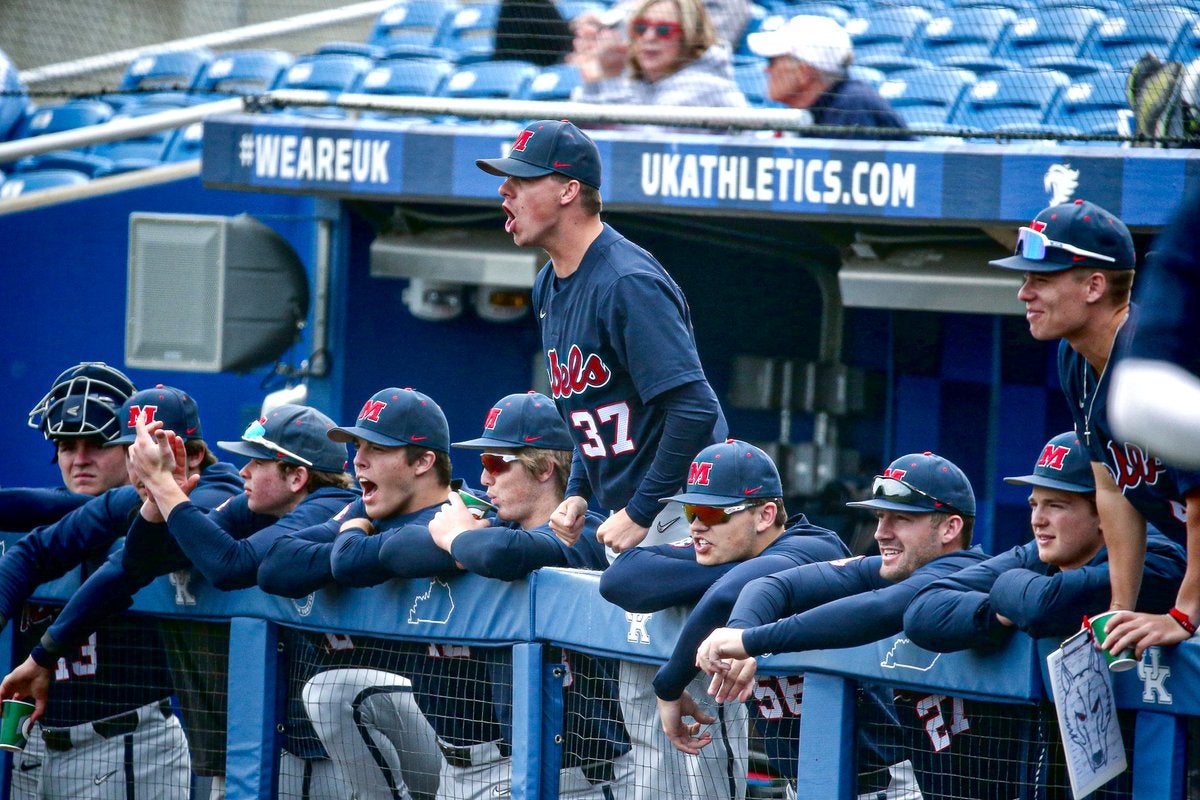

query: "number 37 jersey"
left=533, top=224, right=719, bottom=512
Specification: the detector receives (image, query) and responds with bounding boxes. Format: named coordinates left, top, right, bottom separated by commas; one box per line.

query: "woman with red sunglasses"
left=570, top=0, right=746, bottom=115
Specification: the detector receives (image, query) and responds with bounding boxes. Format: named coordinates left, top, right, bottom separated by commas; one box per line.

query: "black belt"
left=581, top=759, right=616, bottom=785
left=437, top=739, right=511, bottom=769
left=42, top=700, right=172, bottom=752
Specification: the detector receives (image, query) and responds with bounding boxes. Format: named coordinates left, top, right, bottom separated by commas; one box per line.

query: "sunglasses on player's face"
left=869, top=476, right=959, bottom=514
left=480, top=452, right=521, bottom=476
left=1014, top=226, right=1116, bottom=264
left=681, top=502, right=758, bottom=527
left=631, top=18, right=683, bottom=39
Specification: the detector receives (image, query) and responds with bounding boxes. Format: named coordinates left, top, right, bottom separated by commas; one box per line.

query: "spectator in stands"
left=600, top=439, right=920, bottom=799
left=374, top=391, right=629, bottom=798
left=570, top=0, right=747, bottom=111
left=746, top=14, right=910, bottom=139
left=904, top=432, right=1186, bottom=652
left=0, top=385, right=243, bottom=800
left=1, top=362, right=137, bottom=531
left=988, top=199, right=1200, bottom=663
left=493, top=0, right=573, bottom=67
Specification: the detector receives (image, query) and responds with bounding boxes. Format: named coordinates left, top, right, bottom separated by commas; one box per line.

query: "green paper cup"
left=457, top=490, right=496, bottom=520
left=1088, top=611, right=1137, bottom=672
left=0, top=699, right=35, bottom=752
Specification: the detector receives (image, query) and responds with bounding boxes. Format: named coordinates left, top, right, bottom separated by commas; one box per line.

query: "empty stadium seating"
left=439, top=58, right=537, bottom=98
left=13, top=99, right=114, bottom=139
left=847, top=6, right=935, bottom=61
left=950, top=68, right=1070, bottom=134
left=433, top=4, right=502, bottom=62
left=1043, top=68, right=1134, bottom=136
left=519, top=62, right=583, bottom=100
left=1075, top=7, right=1195, bottom=73
left=0, top=168, right=90, bottom=197
left=908, top=7, right=1020, bottom=64
left=878, top=65, right=975, bottom=129
left=369, top=0, right=459, bottom=49
left=190, top=49, right=295, bottom=99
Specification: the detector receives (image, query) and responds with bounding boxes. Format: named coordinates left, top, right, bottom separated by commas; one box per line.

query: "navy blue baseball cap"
left=111, top=385, right=204, bottom=445
left=329, top=387, right=450, bottom=453
left=1003, top=431, right=1094, bottom=493
left=662, top=439, right=783, bottom=506
left=849, top=452, right=976, bottom=517
left=990, top=199, right=1135, bottom=273
left=476, top=119, right=602, bottom=189
left=453, top=391, right=574, bottom=451
left=219, top=404, right=349, bottom=473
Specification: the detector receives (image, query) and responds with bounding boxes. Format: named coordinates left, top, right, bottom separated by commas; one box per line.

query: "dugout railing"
left=0, top=560, right=1192, bottom=799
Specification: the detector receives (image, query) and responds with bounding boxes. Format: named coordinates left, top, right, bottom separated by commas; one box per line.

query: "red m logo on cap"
left=1037, top=445, right=1071, bottom=471
left=511, top=131, right=534, bottom=152
left=882, top=467, right=907, bottom=480
left=359, top=400, right=387, bottom=422
left=688, top=462, right=713, bottom=486
left=484, top=408, right=501, bottom=430
left=127, top=405, right=158, bottom=427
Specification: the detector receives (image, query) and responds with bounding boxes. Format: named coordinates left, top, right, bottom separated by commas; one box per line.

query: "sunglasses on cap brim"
left=869, top=476, right=961, bottom=514
left=242, top=420, right=314, bottom=467
left=1015, top=226, right=1116, bottom=264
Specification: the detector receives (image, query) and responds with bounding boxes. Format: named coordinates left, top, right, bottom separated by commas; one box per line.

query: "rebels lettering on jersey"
left=359, top=399, right=387, bottom=422
left=547, top=345, right=612, bottom=399
left=126, top=405, right=158, bottom=427
left=1105, top=440, right=1165, bottom=492
left=1037, top=444, right=1071, bottom=471
left=688, top=462, right=713, bottom=486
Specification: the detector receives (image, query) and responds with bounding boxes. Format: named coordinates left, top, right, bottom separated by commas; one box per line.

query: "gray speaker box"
left=125, top=213, right=310, bottom=373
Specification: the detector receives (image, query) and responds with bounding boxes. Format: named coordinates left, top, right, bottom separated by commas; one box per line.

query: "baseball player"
left=988, top=199, right=1200, bottom=661
left=1111, top=184, right=1200, bottom=469
left=476, top=119, right=730, bottom=800
left=600, top=439, right=910, bottom=799
left=375, top=391, right=628, bottom=799
left=696, top=452, right=989, bottom=799
left=0, top=385, right=243, bottom=800
left=905, top=432, right=1185, bottom=652
left=259, top=387, right=458, bottom=800
left=2, top=362, right=136, bottom=529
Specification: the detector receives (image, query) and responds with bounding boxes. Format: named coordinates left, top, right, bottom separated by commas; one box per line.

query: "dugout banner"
left=200, top=113, right=1200, bottom=227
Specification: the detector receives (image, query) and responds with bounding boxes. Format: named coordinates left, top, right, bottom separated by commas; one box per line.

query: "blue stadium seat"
left=1075, top=8, right=1195, bottom=73
left=438, top=59, right=537, bottom=98
left=1043, top=69, right=1133, bottom=136
left=875, top=0, right=946, bottom=11
left=0, top=168, right=90, bottom=198
left=382, top=42, right=459, bottom=61
left=846, top=6, right=934, bottom=61
left=776, top=2, right=855, bottom=24
left=556, top=0, right=606, bottom=22
left=1171, top=17, right=1200, bottom=63
left=190, top=49, right=294, bottom=99
left=163, top=122, right=204, bottom=162
left=994, top=6, right=1106, bottom=64
left=13, top=99, right=114, bottom=139
left=315, top=42, right=386, bottom=59
left=948, top=68, right=1070, bottom=133
left=274, top=53, right=375, bottom=93
left=1026, top=55, right=1114, bottom=78
left=856, top=54, right=936, bottom=76
left=0, top=48, right=29, bottom=141
left=87, top=100, right=193, bottom=165
left=520, top=63, right=584, bottom=100
left=1041, top=0, right=1120, bottom=13
left=12, top=151, right=114, bottom=178
left=907, top=7, right=1019, bottom=65
left=939, top=54, right=1021, bottom=73
left=369, top=0, right=459, bottom=48
left=433, top=3, right=501, bottom=61
left=358, top=59, right=453, bottom=97
left=877, top=66, right=974, bottom=129
left=848, top=64, right=887, bottom=87
left=113, top=48, right=214, bottom=108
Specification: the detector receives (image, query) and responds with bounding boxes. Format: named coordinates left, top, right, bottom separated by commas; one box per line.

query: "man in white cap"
left=746, top=14, right=909, bottom=138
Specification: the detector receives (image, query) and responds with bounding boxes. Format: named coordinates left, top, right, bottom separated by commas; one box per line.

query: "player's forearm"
left=376, top=526, right=461, bottom=579
left=903, top=589, right=1001, bottom=652
left=1095, top=463, right=1147, bottom=610
left=168, top=503, right=259, bottom=589
left=36, top=556, right=141, bottom=663
left=564, top=449, right=593, bottom=502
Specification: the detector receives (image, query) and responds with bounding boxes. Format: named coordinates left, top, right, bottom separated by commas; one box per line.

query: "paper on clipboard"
left=1046, top=628, right=1127, bottom=798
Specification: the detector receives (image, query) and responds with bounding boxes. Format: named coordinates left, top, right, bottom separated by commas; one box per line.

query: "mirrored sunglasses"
left=1015, top=226, right=1116, bottom=264
left=682, top=502, right=756, bottom=526
left=631, top=18, right=682, bottom=39
left=243, top=419, right=313, bottom=466
left=869, top=476, right=958, bottom=513
left=480, top=452, right=521, bottom=476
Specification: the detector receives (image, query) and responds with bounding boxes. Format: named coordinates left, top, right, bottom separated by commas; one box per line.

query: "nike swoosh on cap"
left=411, top=435, right=428, bottom=441
left=524, top=435, right=542, bottom=442
left=743, top=486, right=762, bottom=495
left=185, top=427, right=198, bottom=434
left=553, top=161, right=572, bottom=168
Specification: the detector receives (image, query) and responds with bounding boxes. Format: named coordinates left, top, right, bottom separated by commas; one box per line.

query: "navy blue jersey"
left=905, top=533, right=1185, bottom=651
left=810, top=78, right=912, bottom=139
left=533, top=223, right=725, bottom=524
left=1127, top=184, right=1200, bottom=376
left=1058, top=305, right=1200, bottom=544
left=3, top=462, right=242, bottom=727
left=731, top=547, right=988, bottom=657
left=600, top=516, right=848, bottom=701
left=0, top=486, right=93, bottom=531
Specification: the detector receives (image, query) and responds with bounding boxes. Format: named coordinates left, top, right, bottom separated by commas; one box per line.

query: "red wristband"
left=1169, top=607, right=1197, bottom=635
